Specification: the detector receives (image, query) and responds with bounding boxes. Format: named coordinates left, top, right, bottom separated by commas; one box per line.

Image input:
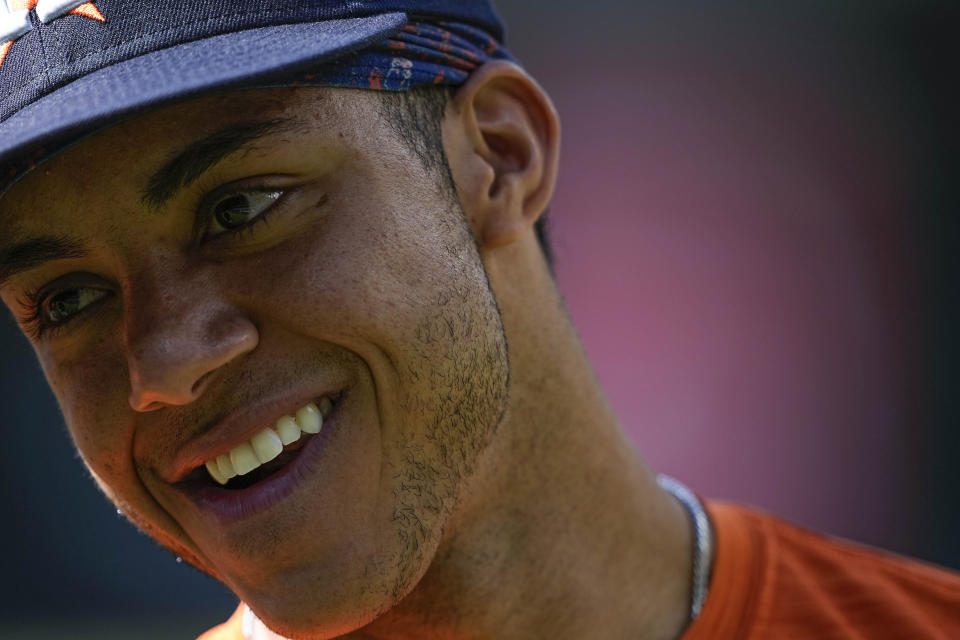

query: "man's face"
left=0, top=87, right=509, bottom=636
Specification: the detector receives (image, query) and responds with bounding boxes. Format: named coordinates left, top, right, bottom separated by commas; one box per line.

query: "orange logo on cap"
left=1, top=1, right=105, bottom=69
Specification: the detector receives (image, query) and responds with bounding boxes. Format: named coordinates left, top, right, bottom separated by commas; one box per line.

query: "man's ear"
left=443, top=61, right=560, bottom=251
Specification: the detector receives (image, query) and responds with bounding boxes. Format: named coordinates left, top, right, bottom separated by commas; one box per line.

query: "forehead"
left=0, top=86, right=378, bottom=236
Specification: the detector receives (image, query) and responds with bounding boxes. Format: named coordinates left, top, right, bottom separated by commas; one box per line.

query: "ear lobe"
left=443, top=61, right=560, bottom=251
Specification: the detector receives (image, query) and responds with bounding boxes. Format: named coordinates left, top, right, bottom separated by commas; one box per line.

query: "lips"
left=203, top=396, right=335, bottom=486
left=172, top=390, right=348, bottom=523
left=166, top=388, right=343, bottom=482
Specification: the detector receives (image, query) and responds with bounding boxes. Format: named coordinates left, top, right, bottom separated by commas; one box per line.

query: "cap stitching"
left=29, top=5, right=54, bottom=105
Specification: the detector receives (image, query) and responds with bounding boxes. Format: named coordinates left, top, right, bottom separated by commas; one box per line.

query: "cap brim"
left=0, top=12, right=406, bottom=167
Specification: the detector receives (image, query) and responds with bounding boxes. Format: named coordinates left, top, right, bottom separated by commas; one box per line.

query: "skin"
left=0, top=62, right=693, bottom=639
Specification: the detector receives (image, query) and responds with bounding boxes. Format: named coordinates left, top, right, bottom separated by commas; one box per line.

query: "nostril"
left=191, top=371, right=213, bottom=396
left=129, top=388, right=167, bottom=412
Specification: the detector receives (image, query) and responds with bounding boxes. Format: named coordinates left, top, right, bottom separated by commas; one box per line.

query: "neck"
left=351, top=239, right=693, bottom=640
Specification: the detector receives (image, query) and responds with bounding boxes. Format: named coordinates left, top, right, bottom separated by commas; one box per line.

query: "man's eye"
left=43, top=287, right=108, bottom=325
left=209, top=190, right=283, bottom=234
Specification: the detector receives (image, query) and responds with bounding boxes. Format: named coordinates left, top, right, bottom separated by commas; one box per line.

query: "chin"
left=240, top=536, right=435, bottom=640
left=248, top=587, right=395, bottom=640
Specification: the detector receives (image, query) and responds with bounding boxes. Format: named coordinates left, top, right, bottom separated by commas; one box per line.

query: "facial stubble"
left=369, top=197, right=511, bottom=611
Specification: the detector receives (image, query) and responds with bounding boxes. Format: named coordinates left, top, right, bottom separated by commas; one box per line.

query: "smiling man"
left=1, top=2, right=959, bottom=640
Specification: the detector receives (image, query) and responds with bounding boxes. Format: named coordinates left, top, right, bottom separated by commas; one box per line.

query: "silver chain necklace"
left=656, top=474, right=714, bottom=624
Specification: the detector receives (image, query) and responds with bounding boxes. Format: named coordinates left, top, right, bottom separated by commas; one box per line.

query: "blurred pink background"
left=501, top=1, right=953, bottom=559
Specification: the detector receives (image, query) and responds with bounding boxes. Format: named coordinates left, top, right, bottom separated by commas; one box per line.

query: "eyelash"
left=18, top=290, right=43, bottom=340
left=19, top=185, right=291, bottom=340
left=17, top=287, right=78, bottom=341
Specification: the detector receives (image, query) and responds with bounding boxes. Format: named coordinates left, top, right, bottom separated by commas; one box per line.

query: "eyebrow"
left=141, top=118, right=296, bottom=210
left=0, top=118, right=300, bottom=287
left=0, top=236, right=87, bottom=288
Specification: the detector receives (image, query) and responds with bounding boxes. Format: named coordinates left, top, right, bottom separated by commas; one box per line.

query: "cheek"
left=234, top=184, right=462, bottom=341
left=42, top=340, right=131, bottom=477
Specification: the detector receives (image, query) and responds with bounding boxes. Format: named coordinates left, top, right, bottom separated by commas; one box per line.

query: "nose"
left=125, top=266, right=259, bottom=412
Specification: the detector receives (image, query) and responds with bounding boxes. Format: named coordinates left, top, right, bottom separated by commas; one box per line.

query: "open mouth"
left=213, top=440, right=309, bottom=491
left=180, top=392, right=342, bottom=492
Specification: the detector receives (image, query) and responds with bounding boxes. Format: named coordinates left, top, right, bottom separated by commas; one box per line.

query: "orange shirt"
left=201, top=502, right=960, bottom=639
left=683, top=502, right=960, bottom=639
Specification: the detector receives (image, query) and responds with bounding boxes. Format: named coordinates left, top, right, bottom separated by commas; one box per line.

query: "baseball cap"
left=0, top=0, right=509, bottom=190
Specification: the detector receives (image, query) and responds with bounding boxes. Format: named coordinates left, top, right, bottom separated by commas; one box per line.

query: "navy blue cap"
left=0, top=0, right=507, bottom=171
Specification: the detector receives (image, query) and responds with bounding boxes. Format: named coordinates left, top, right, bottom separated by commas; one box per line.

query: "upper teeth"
left=203, top=397, right=333, bottom=486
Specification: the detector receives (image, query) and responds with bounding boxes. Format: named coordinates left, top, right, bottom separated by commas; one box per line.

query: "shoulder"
left=727, top=502, right=960, bottom=603
left=683, top=501, right=960, bottom=639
